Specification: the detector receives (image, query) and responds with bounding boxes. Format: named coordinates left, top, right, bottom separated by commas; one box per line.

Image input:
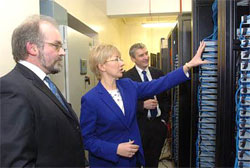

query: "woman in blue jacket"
left=80, top=42, right=207, bottom=167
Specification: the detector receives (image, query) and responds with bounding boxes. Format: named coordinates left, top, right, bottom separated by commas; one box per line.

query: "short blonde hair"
left=89, top=44, right=121, bottom=80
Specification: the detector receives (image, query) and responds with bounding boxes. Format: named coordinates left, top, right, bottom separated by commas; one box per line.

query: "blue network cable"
left=196, top=0, right=219, bottom=164
left=235, top=16, right=250, bottom=167
left=204, top=0, right=218, bottom=41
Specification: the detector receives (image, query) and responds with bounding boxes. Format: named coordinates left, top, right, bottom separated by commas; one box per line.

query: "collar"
left=18, top=60, right=46, bottom=81
left=135, top=65, right=150, bottom=75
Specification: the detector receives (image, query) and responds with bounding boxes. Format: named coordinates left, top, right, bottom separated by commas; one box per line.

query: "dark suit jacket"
left=80, top=67, right=188, bottom=167
left=123, top=66, right=171, bottom=122
left=0, top=63, right=85, bottom=167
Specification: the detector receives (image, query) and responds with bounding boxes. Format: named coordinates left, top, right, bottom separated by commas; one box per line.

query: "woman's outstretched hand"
left=183, top=41, right=211, bottom=73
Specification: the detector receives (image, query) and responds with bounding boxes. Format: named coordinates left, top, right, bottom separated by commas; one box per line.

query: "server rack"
left=163, top=13, right=192, bottom=167
left=177, top=13, right=192, bottom=167
left=216, top=0, right=236, bottom=167
left=231, top=1, right=250, bottom=168
left=161, top=38, right=170, bottom=75
left=191, top=0, right=217, bottom=167
left=217, top=1, right=249, bottom=167
left=170, top=25, right=179, bottom=165
left=191, top=0, right=250, bottom=167
left=150, top=53, right=157, bottom=67
left=156, top=52, right=161, bottom=69
left=168, top=33, right=172, bottom=74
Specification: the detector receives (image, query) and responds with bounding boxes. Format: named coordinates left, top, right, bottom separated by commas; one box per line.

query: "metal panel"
left=66, top=27, right=95, bottom=117
left=40, top=0, right=67, bottom=25
left=177, top=13, right=191, bottom=167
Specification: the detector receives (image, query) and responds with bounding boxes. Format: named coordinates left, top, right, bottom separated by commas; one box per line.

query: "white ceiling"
left=121, top=15, right=178, bottom=25
left=91, top=0, right=179, bottom=26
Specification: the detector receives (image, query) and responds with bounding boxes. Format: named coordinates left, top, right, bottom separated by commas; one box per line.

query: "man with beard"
left=0, top=15, right=85, bottom=167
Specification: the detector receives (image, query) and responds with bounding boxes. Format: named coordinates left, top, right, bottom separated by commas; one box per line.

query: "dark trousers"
left=138, top=117, right=167, bottom=168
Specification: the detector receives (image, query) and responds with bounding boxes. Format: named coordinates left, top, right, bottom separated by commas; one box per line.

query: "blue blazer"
left=80, top=67, right=189, bottom=167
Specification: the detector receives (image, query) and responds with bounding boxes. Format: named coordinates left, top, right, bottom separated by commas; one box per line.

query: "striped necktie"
left=142, top=71, right=157, bottom=117
left=44, top=77, right=68, bottom=111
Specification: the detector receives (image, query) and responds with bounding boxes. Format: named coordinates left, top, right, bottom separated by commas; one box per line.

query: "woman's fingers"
left=198, top=41, right=206, bottom=55
left=199, top=41, right=206, bottom=50
left=127, top=144, right=139, bottom=157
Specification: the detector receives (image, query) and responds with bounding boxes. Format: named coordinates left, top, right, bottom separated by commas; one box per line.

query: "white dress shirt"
left=18, top=60, right=50, bottom=88
left=135, top=66, right=161, bottom=118
left=108, top=89, right=125, bottom=115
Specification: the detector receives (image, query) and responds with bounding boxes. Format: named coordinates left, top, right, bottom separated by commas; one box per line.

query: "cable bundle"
left=195, top=0, right=218, bottom=167
left=235, top=12, right=250, bottom=168
left=196, top=40, right=218, bottom=168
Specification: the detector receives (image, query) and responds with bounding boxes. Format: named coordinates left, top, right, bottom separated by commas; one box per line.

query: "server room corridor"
left=1, top=0, right=250, bottom=167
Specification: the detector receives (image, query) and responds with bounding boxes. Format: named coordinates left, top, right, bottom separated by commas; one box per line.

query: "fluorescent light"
left=142, top=22, right=177, bottom=28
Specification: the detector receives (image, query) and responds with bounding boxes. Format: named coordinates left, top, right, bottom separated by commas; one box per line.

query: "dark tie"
left=142, top=70, right=157, bottom=117
left=44, top=77, right=68, bottom=111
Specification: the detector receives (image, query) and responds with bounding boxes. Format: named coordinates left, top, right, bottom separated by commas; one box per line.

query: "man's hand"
left=117, top=140, right=139, bottom=158
left=143, top=99, right=158, bottom=110
left=161, top=119, right=167, bottom=126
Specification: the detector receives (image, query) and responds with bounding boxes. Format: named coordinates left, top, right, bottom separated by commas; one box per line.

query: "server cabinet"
left=170, top=25, right=179, bottom=166
left=217, top=1, right=249, bottom=167
left=191, top=0, right=216, bottom=167
left=216, top=0, right=237, bottom=166
left=226, top=1, right=249, bottom=168
left=177, top=13, right=192, bottom=167
left=161, top=38, right=170, bottom=75
left=168, top=14, right=192, bottom=167
left=191, top=0, right=250, bottom=167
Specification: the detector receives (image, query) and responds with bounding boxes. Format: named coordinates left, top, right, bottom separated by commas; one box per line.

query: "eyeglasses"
left=45, top=42, right=66, bottom=52
left=105, top=57, right=123, bottom=63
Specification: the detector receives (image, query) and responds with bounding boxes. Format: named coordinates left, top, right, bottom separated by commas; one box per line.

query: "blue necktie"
left=44, top=77, right=68, bottom=111
left=142, top=71, right=157, bottom=117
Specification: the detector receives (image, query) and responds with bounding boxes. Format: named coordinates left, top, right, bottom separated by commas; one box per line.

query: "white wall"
left=54, top=0, right=173, bottom=71
left=0, top=0, right=124, bottom=77
left=120, top=25, right=173, bottom=70
left=107, top=0, right=150, bottom=16
left=55, top=0, right=123, bottom=48
left=0, top=0, right=39, bottom=77
left=0, top=0, right=180, bottom=75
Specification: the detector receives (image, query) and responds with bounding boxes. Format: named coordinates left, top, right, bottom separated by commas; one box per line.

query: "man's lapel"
left=130, top=66, right=142, bottom=82
left=16, top=63, right=75, bottom=120
left=149, top=67, right=157, bottom=79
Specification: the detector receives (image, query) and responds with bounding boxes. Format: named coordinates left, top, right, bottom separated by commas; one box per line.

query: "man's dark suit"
left=0, top=63, right=85, bottom=167
left=123, top=66, right=170, bottom=167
